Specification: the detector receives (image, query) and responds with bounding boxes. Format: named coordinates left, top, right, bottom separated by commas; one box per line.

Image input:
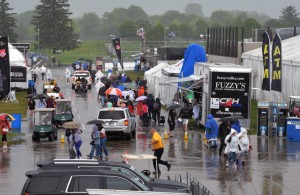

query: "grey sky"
left=8, top=0, right=300, bottom=18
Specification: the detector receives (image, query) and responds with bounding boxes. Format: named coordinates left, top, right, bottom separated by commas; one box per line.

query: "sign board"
left=11, top=43, right=30, bottom=52
left=11, top=66, right=27, bottom=82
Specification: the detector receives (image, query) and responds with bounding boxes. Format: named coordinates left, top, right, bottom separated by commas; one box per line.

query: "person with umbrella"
left=0, top=115, right=11, bottom=150
left=28, top=98, right=36, bottom=117
left=167, top=109, right=176, bottom=137
left=74, top=129, right=83, bottom=159
left=89, top=125, right=102, bottom=160
left=152, top=98, right=161, bottom=125
left=98, top=123, right=109, bottom=160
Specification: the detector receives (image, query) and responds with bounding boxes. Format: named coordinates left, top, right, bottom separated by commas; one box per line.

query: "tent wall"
left=144, top=63, right=168, bottom=96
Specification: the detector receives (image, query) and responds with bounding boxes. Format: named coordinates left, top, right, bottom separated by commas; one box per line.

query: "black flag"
left=0, top=36, right=10, bottom=98
left=262, top=31, right=270, bottom=91
left=271, top=33, right=282, bottom=92
left=111, top=37, right=123, bottom=69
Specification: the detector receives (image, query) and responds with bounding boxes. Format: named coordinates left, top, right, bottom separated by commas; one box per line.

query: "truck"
left=194, top=63, right=252, bottom=129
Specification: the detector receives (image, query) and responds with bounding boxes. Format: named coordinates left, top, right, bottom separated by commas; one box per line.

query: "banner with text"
left=271, top=33, right=282, bottom=92
left=262, top=31, right=270, bottom=91
left=11, top=66, right=27, bottom=82
left=0, top=36, right=10, bottom=98
left=111, top=37, right=123, bottom=69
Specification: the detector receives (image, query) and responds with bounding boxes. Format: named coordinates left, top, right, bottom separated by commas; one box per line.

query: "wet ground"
left=1, top=67, right=300, bottom=195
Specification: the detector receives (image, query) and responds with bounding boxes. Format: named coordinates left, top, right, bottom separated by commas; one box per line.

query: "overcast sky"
left=8, top=0, right=300, bottom=18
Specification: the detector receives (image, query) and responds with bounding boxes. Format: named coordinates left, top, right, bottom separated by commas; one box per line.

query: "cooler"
left=286, top=117, right=300, bottom=141
left=11, top=113, right=22, bottom=133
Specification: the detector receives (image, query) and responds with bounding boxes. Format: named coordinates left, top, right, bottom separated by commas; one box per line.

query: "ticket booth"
left=257, top=101, right=269, bottom=136
left=269, top=102, right=279, bottom=137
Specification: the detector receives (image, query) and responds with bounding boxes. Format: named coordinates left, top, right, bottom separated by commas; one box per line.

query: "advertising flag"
left=261, top=31, right=270, bottom=91
left=111, top=37, right=123, bottom=69
left=136, top=28, right=145, bottom=38
left=271, top=33, right=282, bottom=92
left=0, top=36, right=10, bottom=98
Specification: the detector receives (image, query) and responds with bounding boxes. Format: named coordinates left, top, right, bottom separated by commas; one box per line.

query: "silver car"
left=97, top=107, right=136, bottom=140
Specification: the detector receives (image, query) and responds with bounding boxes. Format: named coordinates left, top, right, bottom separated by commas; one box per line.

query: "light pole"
left=37, top=29, right=40, bottom=50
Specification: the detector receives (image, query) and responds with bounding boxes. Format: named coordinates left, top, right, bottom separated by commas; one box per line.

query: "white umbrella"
left=135, top=96, right=147, bottom=102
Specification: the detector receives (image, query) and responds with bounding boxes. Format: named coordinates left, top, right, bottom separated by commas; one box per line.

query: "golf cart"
left=32, top=108, right=58, bottom=142
left=54, top=99, right=74, bottom=128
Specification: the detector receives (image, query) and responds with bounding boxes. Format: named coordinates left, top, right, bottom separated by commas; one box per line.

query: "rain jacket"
left=238, top=127, right=249, bottom=152
left=205, top=114, right=219, bottom=140
left=225, top=129, right=240, bottom=154
left=92, top=126, right=101, bottom=145
left=231, top=120, right=241, bottom=133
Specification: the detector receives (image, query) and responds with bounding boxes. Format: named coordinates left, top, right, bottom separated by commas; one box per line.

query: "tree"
left=127, top=5, right=148, bottom=22
left=147, top=22, right=164, bottom=41
left=32, top=0, right=79, bottom=53
left=280, top=6, right=300, bottom=27
left=193, top=18, right=209, bottom=38
left=210, top=10, right=235, bottom=27
left=77, top=12, right=101, bottom=40
left=0, top=0, right=17, bottom=42
left=118, top=20, right=137, bottom=39
left=160, top=10, right=182, bottom=26
left=15, top=11, right=34, bottom=42
left=264, top=19, right=284, bottom=28
left=184, top=3, right=204, bottom=17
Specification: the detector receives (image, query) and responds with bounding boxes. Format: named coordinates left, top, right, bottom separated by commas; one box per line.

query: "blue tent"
left=179, top=44, right=206, bottom=79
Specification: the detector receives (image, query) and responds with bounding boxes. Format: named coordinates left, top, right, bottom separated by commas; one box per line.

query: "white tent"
left=242, top=35, right=300, bottom=102
left=9, top=43, right=26, bottom=67
left=144, top=62, right=168, bottom=97
left=159, top=60, right=183, bottom=105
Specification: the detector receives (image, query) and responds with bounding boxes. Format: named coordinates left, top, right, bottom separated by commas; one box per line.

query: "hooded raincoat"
left=225, top=129, right=240, bottom=154
left=237, top=127, right=249, bottom=152
left=205, top=114, right=219, bottom=140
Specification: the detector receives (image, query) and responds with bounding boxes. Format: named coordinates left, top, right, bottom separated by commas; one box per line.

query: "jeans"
left=95, top=143, right=102, bottom=159
left=101, top=96, right=106, bottom=107
left=89, top=144, right=96, bottom=159
left=100, top=137, right=109, bottom=157
left=152, top=111, right=160, bottom=123
left=228, top=152, right=237, bottom=164
left=75, top=140, right=82, bottom=158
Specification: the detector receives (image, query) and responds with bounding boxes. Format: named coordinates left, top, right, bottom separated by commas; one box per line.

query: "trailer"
left=194, top=63, right=252, bottom=128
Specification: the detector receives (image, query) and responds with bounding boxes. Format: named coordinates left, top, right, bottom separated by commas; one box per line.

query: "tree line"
left=0, top=0, right=299, bottom=53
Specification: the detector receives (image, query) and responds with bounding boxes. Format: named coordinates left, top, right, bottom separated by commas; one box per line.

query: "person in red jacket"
left=1, top=120, right=11, bottom=150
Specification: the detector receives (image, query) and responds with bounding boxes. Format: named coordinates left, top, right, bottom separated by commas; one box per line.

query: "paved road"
left=1, top=67, right=300, bottom=195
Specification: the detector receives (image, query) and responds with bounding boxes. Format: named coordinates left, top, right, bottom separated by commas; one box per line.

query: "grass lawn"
left=123, top=70, right=145, bottom=82
left=0, top=91, right=28, bottom=117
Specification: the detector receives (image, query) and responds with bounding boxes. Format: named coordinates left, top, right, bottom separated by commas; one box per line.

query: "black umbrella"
left=86, top=119, right=104, bottom=125
left=167, top=103, right=183, bottom=111
left=218, top=116, right=244, bottom=122
left=32, top=93, right=49, bottom=99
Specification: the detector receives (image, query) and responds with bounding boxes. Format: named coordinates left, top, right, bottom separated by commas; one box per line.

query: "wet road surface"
left=1, top=67, right=300, bottom=195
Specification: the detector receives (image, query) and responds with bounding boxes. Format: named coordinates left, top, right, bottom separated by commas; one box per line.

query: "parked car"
left=71, top=70, right=92, bottom=89
left=97, top=107, right=136, bottom=140
left=21, top=168, right=149, bottom=195
left=36, top=159, right=191, bottom=194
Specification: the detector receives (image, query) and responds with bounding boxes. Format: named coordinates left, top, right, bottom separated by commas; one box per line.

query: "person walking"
left=192, top=99, right=201, bottom=128
left=167, top=109, right=176, bottom=137
left=37, top=98, right=46, bottom=108
left=68, top=129, right=77, bottom=159
left=147, top=94, right=155, bottom=121
left=65, top=68, right=71, bottom=85
left=152, top=98, right=161, bottom=125
left=98, top=85, right=107, bottom=107
left=28, top=98, right=36, bottom=117
left=74, top=129, right=83, bottom=159
left=88, top=125, right=102, bottom=160
left=98, top=123, right=109, bottom=160
left=218, top=121, right=231, bottom=156
left=40, top=65, right=46, bottom=80
left=149, top=128, right=171, bottom=175
left=205, top=114, right=219, bottom=148
left=0, top=119, right=11, bottom=150
left=237, top=127, right=250, bottom=166
left=178, top=103, right=191, bottom=132
left=225, top=129, right=239, bottom=169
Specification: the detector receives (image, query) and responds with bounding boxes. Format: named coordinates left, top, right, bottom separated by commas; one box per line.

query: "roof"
left=241, top=35, right=300, bottom=65
left=163, top=74, right=203, bottom=84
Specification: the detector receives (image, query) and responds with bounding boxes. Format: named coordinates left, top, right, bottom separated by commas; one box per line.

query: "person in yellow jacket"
left=149, top=128, right=171, bottom=174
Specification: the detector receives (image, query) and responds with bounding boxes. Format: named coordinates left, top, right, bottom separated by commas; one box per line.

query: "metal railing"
left=175, top=173, right=214, bottom=195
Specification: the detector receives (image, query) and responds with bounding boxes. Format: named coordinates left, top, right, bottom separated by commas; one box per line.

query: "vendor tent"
left=144, top=62, right=169, bottom=97
left=159, top=60, right=183, bottom=105
left=242, top=35, right=300, bottom=102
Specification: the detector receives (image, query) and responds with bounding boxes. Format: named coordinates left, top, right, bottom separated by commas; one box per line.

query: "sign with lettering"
left=271, top=33, right=282, bottom=92
left=262, top=31, right=270, bottom=91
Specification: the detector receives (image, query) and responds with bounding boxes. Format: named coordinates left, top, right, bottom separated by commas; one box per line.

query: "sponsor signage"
left=271, top=33, right=282, bottom=92
left=262, top=31, right=270, bottom=91
left=210, top=72, right=250, bottom=118
left=111, top=38, right=123, bottom=69
left=11, top=66, right=27, bottom=82
left=11, top=43, right=30, bottom=52
left=0, top=36, right=10, bottom=97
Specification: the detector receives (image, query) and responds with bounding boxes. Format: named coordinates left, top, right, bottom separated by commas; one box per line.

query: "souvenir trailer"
left=194, top=63, right=252, bottom=129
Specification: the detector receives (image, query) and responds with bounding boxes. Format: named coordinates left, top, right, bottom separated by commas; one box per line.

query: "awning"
left=163, top=74, right=203, bottom=84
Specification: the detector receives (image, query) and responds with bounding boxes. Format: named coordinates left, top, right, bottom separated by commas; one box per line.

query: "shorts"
left=182, top=119, right=189, bottom=125
left=2, top=134, right=7, bottom=142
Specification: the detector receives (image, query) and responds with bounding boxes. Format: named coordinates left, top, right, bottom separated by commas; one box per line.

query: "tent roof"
left=163, top=74, right=203, bottom=84
left=144, top=62, right=168, bottom=76
left=9, top=43, right=26, bottom=67
left=162, top=59, right=183, bottom=74
left=241, top=35, right=300, bottom=65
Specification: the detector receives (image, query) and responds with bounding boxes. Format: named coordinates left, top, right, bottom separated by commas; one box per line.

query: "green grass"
left=0, top=132, right=26, bottom=147
left=0, top=91, right=28, bottom=117
left=123, top=70, right=145, bottom=82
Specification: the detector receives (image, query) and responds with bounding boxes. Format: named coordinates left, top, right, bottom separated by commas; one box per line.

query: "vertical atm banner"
left=111, top=37, right=124, bottom=69
left=262, top=31, right=270, bottom=91
left=271, top=33, right=282, bottom=92
left=0, top=36, right=10, bottom=98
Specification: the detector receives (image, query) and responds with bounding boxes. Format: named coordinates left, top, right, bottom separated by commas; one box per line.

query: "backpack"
left=153, top=102, right=160, bottom=111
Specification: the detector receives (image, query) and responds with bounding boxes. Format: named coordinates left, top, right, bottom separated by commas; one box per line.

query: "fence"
left=174, top=173, right=214, bottom=195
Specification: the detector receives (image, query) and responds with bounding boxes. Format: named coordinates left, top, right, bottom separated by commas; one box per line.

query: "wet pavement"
left=1, top=67, right=300, bottom=195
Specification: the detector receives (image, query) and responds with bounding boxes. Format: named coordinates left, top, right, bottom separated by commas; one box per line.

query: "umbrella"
left=167, top=103, right=182, bottom=111
left=25, top=94, right=35, bottom=98
left=218, top=116, right=244, bottom=122
left=135, top=96, right=148, bottom=102
left=62, top=121, right=82, bottom=129
left=0, top=113, right=16, bottom=121
left=33, top=93, right=49, bottom=99
left=105, top=87, right=122, bottom=96
left=86, top=119, right=104, bottom=125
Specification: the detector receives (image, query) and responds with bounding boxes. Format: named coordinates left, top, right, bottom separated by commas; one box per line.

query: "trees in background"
left=0, top=0, right=17, bottom=42
left=32, top=0, right=79, bottom=53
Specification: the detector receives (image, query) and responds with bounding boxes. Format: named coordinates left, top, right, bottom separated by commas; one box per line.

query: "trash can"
left=286, top=117, right=300, bottom=141
left=11, top=113, right=22, bottom=133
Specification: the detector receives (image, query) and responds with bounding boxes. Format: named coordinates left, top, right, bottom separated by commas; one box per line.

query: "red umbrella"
left=105, top=88, right=123, bottom=96
left=0, top=113, right=16, bottom=121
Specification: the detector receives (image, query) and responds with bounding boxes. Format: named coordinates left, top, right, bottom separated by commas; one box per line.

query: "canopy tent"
left=242, top=35, right=300, bottom=102
left=9, top=43, right=26, bottom=67
left=144, top=62, right=169, bottom=97
left=159, top=60, right=183, bottom=105
left=164, top=74, right=203, bottom=84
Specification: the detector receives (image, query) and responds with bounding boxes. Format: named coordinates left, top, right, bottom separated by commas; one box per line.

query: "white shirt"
left=193, top=104, right=200, bottom=119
